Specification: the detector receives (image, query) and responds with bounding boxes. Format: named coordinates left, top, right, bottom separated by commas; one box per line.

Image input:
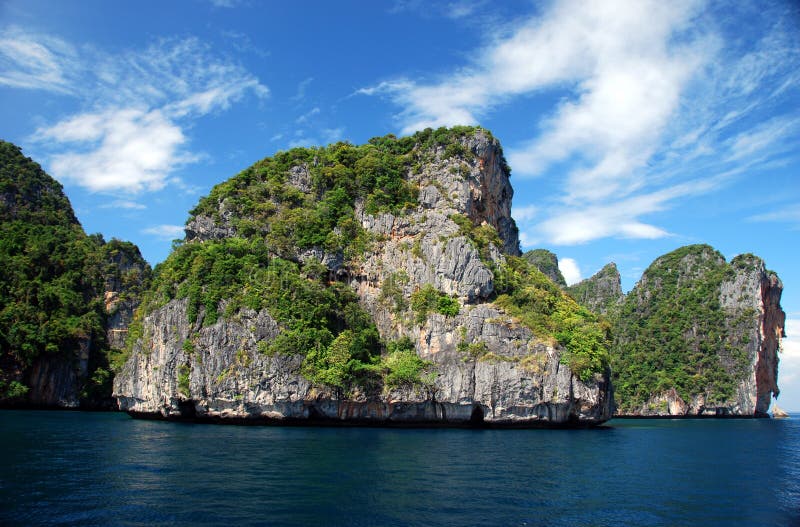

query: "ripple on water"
left=0, top=411, right=798, bottom=527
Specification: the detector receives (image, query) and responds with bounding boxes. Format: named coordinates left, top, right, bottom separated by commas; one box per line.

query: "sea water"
left=1, top=410, right=798, bottom=526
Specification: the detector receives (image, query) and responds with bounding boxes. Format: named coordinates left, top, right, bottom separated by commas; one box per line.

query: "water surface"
left=1, top=411, right=798, bottom=526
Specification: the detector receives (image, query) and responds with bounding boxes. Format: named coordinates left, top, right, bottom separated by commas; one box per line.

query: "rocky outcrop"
left=26, top=339, right=90, bottom=408
left=101, top=240, right=151, bottom=350
left=720, top=254, right=784, bottom=416
left=0, top=141, right=149, bottom=408
left=566, top=263, right=623, bottom=315
left=114, top=128, right=612, bottom=427
left=523, top=249, right=566, bottom=287
left=612, top=246, right=784, bottom=417
left=115, top=299, right=611, bottom=426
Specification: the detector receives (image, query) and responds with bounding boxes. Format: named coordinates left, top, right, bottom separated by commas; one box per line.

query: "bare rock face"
left=719, top=254, right=784, bottom=416
left=612, top=246, right=784, bottom=417
left=115, top=299, right=611, bottom=426
left=114, top=129, right=611, bottom=427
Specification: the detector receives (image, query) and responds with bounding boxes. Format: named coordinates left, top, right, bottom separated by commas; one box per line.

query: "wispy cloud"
left=291, top=77, right=314, bottom=102
left=295, top=106, right=320, bottom=124
left=4, top=30, right=268, bottom=195
left=100, top=199, right=147, bottom=210
left=362, top=0, right=800, bottom=247
left=0, top=27, right=77, bottom=93
left=141, top=224, right=185, bottom=240
left=748, top=204, right=800, bottom=227
left=389, top=0, right=491, bottom=21
left=209, top=0, right=243, bottom=8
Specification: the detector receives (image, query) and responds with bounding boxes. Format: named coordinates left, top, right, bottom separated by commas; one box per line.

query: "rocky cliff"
left=566, top=263, right=623, bottom=315
left=0, top=141, right=150, bottom=408
left=101, top=240, right=151, bottom=350
left=611, top=245, right=784, bottom=416
left=114, top=127, right=612, bottom=426
left=523, top=249, right=567, bottom=288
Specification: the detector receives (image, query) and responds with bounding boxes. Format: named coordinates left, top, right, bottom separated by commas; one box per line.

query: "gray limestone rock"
left=113, top=129, right=612, bottom=427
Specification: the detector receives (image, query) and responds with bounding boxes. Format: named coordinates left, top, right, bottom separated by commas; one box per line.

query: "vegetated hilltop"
left=523, top=249, right=567, bottom=288
left=565, top=263, right=623, bottom=316
left=114, top=126, right=613, bottom=427
left=567, top=245, right=784, bottom=416
left=0, top=140, right=151, bottom=408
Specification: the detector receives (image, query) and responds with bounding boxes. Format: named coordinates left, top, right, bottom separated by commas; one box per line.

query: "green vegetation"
left=458, top=339, right=489, bottom=361
left=382, top=337, right=435, bottom=390
left=611, top=245, right=748, bottom=411
left=0, top=141, right=151, bottom=405
left=522, top=249, right=567, bottom=287
left=492, top=256, right=610, bottom=382
left=450, top=213, right=503, bottom=262
left=565, top=263, right=622, bottom=315
left=379, top=271, right=409, bottom=314
left=177, top=364, right=191, bottom=397
left=410, top=284, right=460, bottom=324
left=0, top=143, right=102, bottom=369
left=187, top=126, right=495, bottom=262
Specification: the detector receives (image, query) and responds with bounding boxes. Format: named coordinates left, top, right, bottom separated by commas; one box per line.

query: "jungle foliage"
left=611, top=245, right=750, bottom=411
left=0, top=141, right=150, bottom=403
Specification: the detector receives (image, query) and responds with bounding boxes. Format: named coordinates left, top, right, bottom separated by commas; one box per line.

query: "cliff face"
left=523, top=249, right=567, bottom=288
left=0, top=141, right=149, bottom=408
left=101, top=240, right=151, bottom=350
left=566, top=263, right=623, bottom=315
left=114, top=128, right=612, bottom=426
left=611, top=245, right=784, bottom=416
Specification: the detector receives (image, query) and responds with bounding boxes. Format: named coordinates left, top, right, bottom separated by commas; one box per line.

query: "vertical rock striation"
left=611, top=246, right=784, bottom=416
left=114, top=128, right=612, bottom=427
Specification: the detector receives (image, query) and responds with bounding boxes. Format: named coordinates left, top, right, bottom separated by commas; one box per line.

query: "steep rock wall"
left=612, top=247, right=784, bottom=417
left=114, top=129, right=611, bottom=427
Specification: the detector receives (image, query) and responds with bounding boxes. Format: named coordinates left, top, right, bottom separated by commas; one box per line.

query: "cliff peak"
left=565, top=262, right=623, bottom=315
left=522, top=249, right=566, bottom=287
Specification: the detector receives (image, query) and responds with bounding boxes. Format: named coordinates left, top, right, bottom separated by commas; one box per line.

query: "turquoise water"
left=1, top=411, right=798, bottom=526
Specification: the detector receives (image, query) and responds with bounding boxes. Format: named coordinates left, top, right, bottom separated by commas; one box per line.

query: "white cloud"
left=36, top=108, right=189, bottom=193
left=291, top=77, right=314, bottom=102
left=10, top=32, right=268, bottom=195
left=209, top=0, right=241, bottom=7
left=100, top=200, right=147, bottom=210
left=512, top=204, right=538, bottom=222
left=295, top=107, right=320, bottom=124
left=0, top=27, right=77, bottom=93
left=445, top=0, right=488, bottom=19
left=559, top=258, right=582, bottom=285
left=142, top=224, right=185, bottom=240
left=778, top=318, right=800, bottom=411
left=362, top=0, right=800, bottom=247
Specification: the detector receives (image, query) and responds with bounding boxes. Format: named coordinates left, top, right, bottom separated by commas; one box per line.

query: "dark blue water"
left=1, top=411, right=798, bottom=526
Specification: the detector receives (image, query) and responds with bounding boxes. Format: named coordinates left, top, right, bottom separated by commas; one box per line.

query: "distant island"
left=0, top=128, right=785, bottom=425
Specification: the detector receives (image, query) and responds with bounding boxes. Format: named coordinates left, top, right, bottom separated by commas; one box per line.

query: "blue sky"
left=1, top=0, right=799, bottom=409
